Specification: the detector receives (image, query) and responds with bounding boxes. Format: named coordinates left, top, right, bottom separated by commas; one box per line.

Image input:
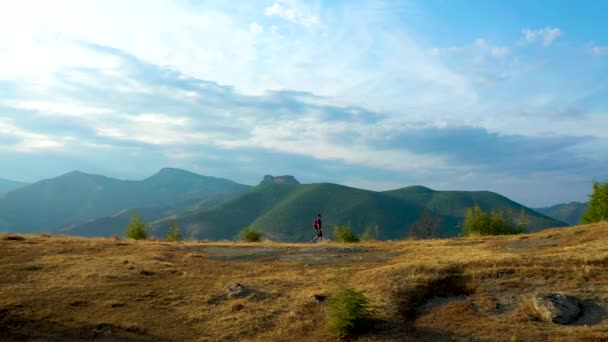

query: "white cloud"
left=249, top=22, right=263, bottom=34
left=474, top=38, right=510, bottom=57
left=0, top=120, right=68, bottom=152
left=591, top=45, right=608, bottom=57
left=264, top=2, right=321, bottom=29
left=521, top=27, right=563, bottom=46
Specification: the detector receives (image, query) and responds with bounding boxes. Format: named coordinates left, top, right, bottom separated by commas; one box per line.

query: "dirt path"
left=180, top=244, right=400, bottom=265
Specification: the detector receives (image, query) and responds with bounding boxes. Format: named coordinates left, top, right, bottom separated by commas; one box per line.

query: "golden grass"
left=1, top=223, right=608, bottom=341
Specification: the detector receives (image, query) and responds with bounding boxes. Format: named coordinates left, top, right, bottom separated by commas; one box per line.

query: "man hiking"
left=311, top=213, right=323, bottom=243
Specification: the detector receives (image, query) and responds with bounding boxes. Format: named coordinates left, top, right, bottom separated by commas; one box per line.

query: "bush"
left=362, top=225, right=380, bottom=241
left=165, top=220, right=182, bottom=241
left=582, top=181, right=608, bottom=224
left=326, top=286, right=373, bottom=338
left=334, top=224, right=360, bottom=242
left=125, top=211, right=148, bottom=240
left=239, top=227, right=263, bottom=242
left=461, top=205, right=523, bottom=236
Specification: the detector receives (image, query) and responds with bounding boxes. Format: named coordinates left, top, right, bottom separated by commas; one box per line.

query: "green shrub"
left=362, top=225, right=380, bottom=241
left=462, top=205, right=523, bottom=236
left=240, top=227, right=263, bottom=242
left=582, top=181, right=608, bottom=224
left=334, top=224, right=360, bottom=242
left=165, top=220, right=182, bottom=241
left=326, top=286, right=373, bottom=338
left=125, top=212, right=148, bottom=240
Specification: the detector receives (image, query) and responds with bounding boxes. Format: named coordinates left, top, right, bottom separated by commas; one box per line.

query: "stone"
left=259, top=175, right=300, bottom=185
left=532, top=293, right=581, bottom=324
left=226, top=283, right=249, bottom=298
left=310, top=294, right=327, bottom=304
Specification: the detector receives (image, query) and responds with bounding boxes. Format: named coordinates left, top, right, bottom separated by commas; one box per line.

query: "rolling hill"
left=0, top=178, right=29, bottom=196
left=0, top=168, right=250, bottom=233
left=534, top=201, right=589, bottom=225
left=150, top=183, right=566, bottom=241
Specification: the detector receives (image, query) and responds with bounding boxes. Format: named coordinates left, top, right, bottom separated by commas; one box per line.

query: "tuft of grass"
left=334, top=224, right=360, bottom=243
left=239, top=227, right=263, bottom=242
left=326, top=286, right=373, bottom=338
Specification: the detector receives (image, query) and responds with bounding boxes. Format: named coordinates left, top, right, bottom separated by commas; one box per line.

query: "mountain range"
left=534, top=202, right=589, bottom=225
left=0, top=168, right=249, bottom=233
left=0, top=178, right=29, bottom=196
left=0, top=168, right=568, bottom=240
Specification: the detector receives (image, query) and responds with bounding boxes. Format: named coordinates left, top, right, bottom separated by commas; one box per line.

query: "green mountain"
left=534, top=202, right=589, bottom=225
left=0, top=178, right=29, bottom=195
left=0, top=168, right=250, bottom=233
left=150, top=183, right=566, bottom=241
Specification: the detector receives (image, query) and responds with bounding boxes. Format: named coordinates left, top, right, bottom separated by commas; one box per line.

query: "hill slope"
left=534, top=201, right=589, bottom=225
left=0, top=168, right=250, bottom=233
left=0, top=178, right=29, bottom=195
left=152, top=183, right=565, bottom=241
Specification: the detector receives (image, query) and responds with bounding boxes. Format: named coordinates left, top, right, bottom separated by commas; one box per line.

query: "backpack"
left=313, top=218, right=319, bottom=230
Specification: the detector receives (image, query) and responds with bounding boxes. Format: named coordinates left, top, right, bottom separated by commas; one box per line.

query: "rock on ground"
left=532, top=293, right=581, bottom=324
left=226, top=283, right=249, bottom=298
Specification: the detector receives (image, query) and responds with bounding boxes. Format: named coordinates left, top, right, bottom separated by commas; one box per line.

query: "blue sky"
left=0, top=0, right=607, bottom=207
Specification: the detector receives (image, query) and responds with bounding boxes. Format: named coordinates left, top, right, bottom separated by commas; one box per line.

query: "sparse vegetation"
left=582, top=181, right=608, bottom=224
left=333, top=224, right=360, bottom=242
left=462, top=204, right=524, bottom=236
left=165, top=220, right=182, bottom=241
left=362, top=225, right=380, bottom=241
left=124, top=212, right=148, bottom=240
left=3, top=223, right=608, bottom=341
left=239, top=227, right=263, bottom=242
left=326, top=286, right=373, bottom=338
left=409, top=210, right=442, bottom=239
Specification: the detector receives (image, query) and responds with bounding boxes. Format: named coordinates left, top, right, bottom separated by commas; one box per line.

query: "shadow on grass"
left=0, top=306, right=164, bottom=341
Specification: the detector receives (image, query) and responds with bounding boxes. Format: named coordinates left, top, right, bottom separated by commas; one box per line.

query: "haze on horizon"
left=1, top=0, right=607, bottom=207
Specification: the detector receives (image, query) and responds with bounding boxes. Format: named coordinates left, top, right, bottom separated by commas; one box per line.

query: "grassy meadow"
left=2, top=223, right=608, bottom=341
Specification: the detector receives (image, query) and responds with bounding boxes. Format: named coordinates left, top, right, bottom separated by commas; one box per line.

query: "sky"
left=0, top=0, right=607, bottom=207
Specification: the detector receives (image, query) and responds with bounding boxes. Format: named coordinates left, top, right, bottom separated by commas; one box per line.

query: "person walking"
left=311, top=213, right=323, bottom=243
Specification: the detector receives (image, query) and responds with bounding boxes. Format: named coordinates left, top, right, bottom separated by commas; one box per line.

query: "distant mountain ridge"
left=0, top=178, right=29, bottom=195
left=149, top=183, right=566, bottom=241
left=534, top=201, right=589, bottom=225
left=0, top=170, right=567, bottom=239
left=0, top=168, right=250, bottom=233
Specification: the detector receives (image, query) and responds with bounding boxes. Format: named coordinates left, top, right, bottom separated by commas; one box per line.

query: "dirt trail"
left=180, top=244, right=400, bottom=265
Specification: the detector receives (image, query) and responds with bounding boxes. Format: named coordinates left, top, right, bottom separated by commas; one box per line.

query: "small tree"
left=125, top=211, right=148, bottom=240
left=462, top=205, right=522, bottom=236
left=240, top=227, right=263, bottom=242
left=326, top=287, right=373, bottom=338
left=582, top=181, right=608, bottom=224
left=516, top=208, right=528, bottom=232
left=362, top=225, right=380, bottom=241
left=334, top=224, right=360, bottom=242
left=165, top=220, right=182, bottom=241
left=409, top=210, right=442, bottom=239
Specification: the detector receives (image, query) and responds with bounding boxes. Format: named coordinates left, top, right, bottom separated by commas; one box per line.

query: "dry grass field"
left=2, top=223, right=608, bottom=341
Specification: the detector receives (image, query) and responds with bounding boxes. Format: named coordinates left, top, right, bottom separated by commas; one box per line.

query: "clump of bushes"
left=165, top=220, right=182, bottom=241
left=582, top=180, right=608, bottom=224
left=326, top=286, right=373, bottom=338
left=333, top=224, right=360, bottom=242
left=461, top=205, right=525, bottom=236
left=125, top=212, right=148, bottom=240
left=239, top=227, right=263, bottom=242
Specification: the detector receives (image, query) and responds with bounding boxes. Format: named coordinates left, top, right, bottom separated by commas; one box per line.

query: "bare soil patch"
left=181, top=244, right=399, bottom=265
